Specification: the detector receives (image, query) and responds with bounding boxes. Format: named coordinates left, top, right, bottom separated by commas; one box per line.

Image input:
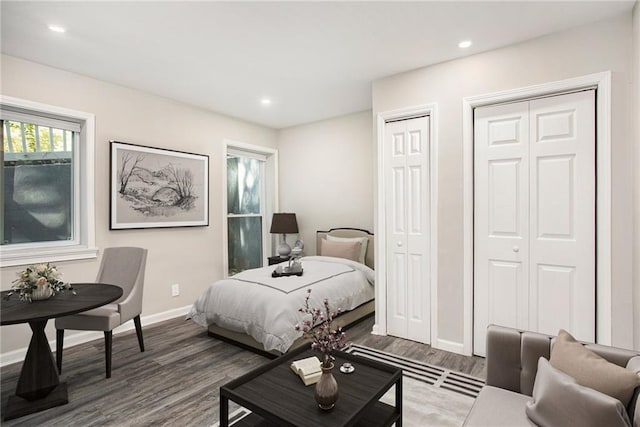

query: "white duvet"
left=187, top=256, right=375, bottom=353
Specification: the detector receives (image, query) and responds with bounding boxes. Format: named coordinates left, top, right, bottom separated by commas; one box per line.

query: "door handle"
left=397, top=241, right=403, bottom=247
left=513, top=246, right=520, bottom=253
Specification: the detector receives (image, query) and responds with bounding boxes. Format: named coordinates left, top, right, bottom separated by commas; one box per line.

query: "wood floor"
left=347, top=317, right=486, bottom=379
left=0, top=316, right=484, bottom=426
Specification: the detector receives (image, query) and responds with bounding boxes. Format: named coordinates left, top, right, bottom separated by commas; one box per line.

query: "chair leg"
left=56, top=329, right=64, bottom=374
left=104, top=331, right=113, bottom=379
left=134, top=315, right=145, bottom=352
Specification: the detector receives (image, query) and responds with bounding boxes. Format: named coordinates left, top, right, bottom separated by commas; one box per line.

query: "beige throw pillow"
left=326, top=235, right=368, bottom=265
left=319, top=239, right=361, bottom=262
left=550, top=329, right=640, bottom=407
left=526, top=357, right=631, bottom=427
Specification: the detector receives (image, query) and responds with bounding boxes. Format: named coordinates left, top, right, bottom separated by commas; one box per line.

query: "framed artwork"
left=110, top=141, right=209, bottom=229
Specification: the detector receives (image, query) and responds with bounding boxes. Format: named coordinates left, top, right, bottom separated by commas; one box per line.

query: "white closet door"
left=384, top=116, right=431, bottom=344
left=473, top=90, right=596, bottom=356
left=473, top=101, right=530, bottom=356
left=528, top=91, right=596, bottom=339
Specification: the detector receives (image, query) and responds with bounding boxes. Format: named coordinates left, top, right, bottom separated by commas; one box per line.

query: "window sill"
left=0, top=245, right=99, bottom=268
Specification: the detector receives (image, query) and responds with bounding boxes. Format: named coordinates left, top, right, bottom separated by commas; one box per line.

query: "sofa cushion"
left=550, top=329, right=640, bottom=406
left=526, top=357, right=631, bottom=427
left=463, top=386, right=534, bottom=426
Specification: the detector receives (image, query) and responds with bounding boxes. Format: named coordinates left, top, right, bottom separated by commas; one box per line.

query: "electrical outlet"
left=171, top=284, right=180, bottom=297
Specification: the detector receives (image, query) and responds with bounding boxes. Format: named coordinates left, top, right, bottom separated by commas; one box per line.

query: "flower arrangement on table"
left=7, top=263, right=74, bottom=302
left=295, top=289, right=348, bottom=367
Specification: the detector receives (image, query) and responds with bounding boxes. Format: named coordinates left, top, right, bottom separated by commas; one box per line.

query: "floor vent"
left=346, top=344, right=485, bottom=398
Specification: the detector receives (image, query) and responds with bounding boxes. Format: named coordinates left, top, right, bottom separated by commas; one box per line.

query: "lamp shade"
left=270, top=213, right=298, bottom=234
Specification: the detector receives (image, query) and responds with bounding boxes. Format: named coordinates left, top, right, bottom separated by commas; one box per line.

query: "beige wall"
left=0, top=55, right=277, bottom=355
left=633, top=1, right=640, bottom=350
left=373, top=14, right=636, bottom=349
left=277, top=111, right=374, bottom=254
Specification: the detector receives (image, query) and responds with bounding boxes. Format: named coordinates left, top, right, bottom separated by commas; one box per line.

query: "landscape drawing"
left=110, top=141, right=209, bottom=229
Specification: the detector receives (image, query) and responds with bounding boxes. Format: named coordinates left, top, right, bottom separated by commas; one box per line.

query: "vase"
left=31, top=284, right=54, bottom=301
left=315, top=362, right=338, bottom=410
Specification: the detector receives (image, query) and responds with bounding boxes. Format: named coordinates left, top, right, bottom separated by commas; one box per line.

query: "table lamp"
left=270, top=213, right=299, bottom=257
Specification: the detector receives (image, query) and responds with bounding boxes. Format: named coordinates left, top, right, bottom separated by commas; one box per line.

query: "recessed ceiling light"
left=458, top=40, right=472, bottom=49
left=260, top=98, right=272, bottom=106
left=48, top=25, right=66, bottom=33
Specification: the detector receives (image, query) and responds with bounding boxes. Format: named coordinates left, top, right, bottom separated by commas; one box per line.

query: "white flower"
left=10, top=263, right=73, bottom=302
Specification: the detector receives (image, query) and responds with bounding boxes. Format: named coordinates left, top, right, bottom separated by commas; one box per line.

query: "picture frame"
left=110, top=141, right=209, bottom=229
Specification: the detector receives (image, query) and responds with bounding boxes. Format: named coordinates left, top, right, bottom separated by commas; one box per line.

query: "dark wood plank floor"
left=0, top=315, right=484, bottom=426
left=348, top=317, right=486, bottom=378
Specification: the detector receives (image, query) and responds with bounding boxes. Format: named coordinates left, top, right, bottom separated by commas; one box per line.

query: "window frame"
left=0, top=95, right=97, bottom=267
left=223, top=140, right=278, bottom=278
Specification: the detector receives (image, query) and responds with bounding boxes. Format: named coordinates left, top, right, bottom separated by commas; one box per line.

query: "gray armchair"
left=55, top=247, right=148, bottom=378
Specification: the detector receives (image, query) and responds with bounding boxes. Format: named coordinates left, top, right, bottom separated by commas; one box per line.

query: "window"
left=3, top=116, right=76, bottom=244
left=224, top=142, right=277, bottom=276
left=0, top=96, right=96, bottom=267
left=227, top=152, right=264, bottom=274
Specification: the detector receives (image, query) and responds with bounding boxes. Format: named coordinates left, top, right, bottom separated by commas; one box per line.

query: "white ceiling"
left=1, top=1, right=634, bottom=129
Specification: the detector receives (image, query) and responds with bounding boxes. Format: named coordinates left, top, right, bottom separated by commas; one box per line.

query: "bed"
left=188, top=228, right=374, bottom=357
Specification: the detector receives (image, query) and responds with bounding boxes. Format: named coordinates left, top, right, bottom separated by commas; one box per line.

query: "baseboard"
left=371, top=323, right=384, bottom=336
left=0, top=305, right=192, bottom=367
left=433, top=338, right=465, bottom=355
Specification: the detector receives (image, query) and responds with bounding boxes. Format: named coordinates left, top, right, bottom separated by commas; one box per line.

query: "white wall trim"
left=222, top=139, right=278, bottom=278
left=374, top=103, right=439, bottom=348
left=462, top=71, right=613, bottom=355
left=0, top=305, right=192, bottom=367
left=435, top=338, right=465, bottom=355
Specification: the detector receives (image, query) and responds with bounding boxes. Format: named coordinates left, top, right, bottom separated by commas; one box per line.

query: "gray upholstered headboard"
left=316, top=228, right=374, bottom=269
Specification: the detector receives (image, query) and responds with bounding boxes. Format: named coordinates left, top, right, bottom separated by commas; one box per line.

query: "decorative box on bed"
left=188, top=228, right=374, bottom=357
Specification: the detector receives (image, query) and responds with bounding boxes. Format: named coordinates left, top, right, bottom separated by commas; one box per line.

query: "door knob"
left=397, top=241, right=403, bottom=247
left=513, top=246, right=520, bottom=253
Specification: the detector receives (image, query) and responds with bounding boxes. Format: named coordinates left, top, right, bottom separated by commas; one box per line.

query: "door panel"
left=488, top=159, right=522, bottom=236
left=385, top=116, right=430, bottom=344
left=528, top=91, right=595, bottom=342
left=392, top=166, right=406, bottom=234
left=536, top=264, right=575, bottom=335
left=474, top=101, right=529, bottom=356
left=536, top=155, right=575, bottom=239
left=386, top=122, right=409, bottom=338
left=488, top=260, right=526, bottom=328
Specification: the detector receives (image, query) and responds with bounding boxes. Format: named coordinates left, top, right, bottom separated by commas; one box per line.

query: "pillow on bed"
left=320, top=238, right=361, bottom=262
left=326, top=235, right=368, bottom=264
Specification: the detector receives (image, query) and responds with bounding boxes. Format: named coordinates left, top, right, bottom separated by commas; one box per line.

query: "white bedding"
left=187, top=256, right=375, bottom=353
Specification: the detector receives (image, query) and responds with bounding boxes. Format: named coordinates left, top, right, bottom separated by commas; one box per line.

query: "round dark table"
left=1, top=283, right=123, bottom=420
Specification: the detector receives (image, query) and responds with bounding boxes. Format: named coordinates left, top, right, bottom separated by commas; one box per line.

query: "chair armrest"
left=118, top=284, right=143, bottom=322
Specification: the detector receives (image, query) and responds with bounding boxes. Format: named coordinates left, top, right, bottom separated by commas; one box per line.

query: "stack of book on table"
left=290, top=356, right=322, bottom=386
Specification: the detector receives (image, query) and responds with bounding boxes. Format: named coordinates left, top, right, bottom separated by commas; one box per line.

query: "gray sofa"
left=464, top=325, right=640, bottom=426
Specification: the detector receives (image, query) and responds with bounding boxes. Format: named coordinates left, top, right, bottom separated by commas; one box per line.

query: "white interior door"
left=473, top=90, right=595, bottom=356
left=384, top=116, right=431, bottom=344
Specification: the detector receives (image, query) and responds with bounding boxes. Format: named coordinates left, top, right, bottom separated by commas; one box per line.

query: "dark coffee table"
left=220, top=345, right=402, bottom=427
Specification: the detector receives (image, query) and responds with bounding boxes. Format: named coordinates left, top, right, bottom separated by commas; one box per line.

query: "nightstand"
left=268, top=255, right=290, bottom=266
